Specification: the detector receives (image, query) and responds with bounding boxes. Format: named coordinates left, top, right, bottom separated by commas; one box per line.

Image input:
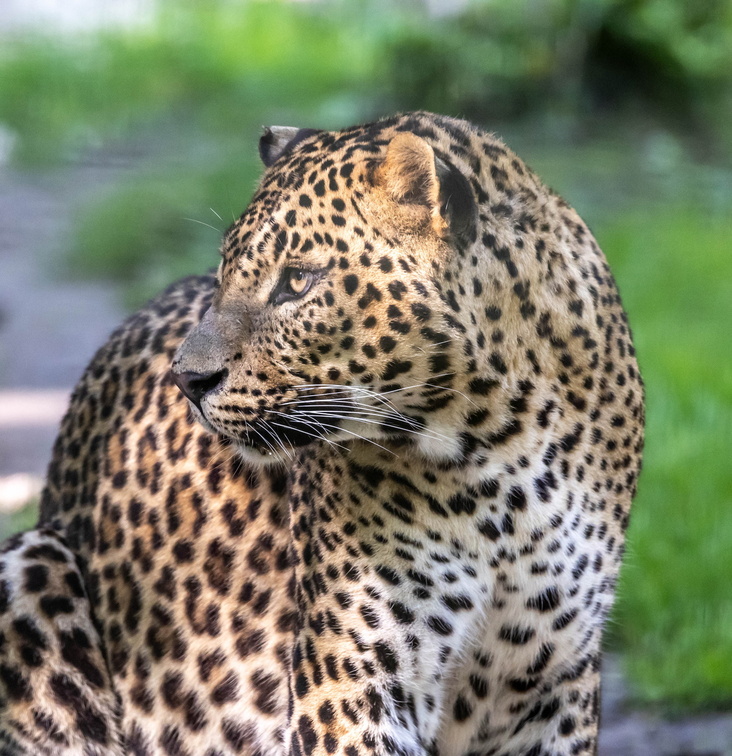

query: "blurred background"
left=0, top=0, right=730, bottom=752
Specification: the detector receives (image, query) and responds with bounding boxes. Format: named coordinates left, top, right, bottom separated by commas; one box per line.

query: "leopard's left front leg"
left=284, top=451, right=492, bottom=756
left=285, top=480, right=430, bottom=756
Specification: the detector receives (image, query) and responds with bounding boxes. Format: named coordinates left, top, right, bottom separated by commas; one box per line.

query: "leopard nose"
left=171, top=369, right=228, bottom=407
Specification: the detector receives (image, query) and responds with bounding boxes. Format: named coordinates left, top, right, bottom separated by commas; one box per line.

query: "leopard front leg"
left=285, top=520, right=434, bottom=756
left=0, top=529, right=121, bottom=756
left=284, top=460, right=452, bottom=756
left=286, top=621, right=429, bottom=756
left=487, top=655, right=601, bottom=756
left=442, top=644, right=602, bottom=756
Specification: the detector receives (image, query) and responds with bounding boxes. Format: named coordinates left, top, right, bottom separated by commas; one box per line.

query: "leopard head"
left=172, top=113, right=575, bottom=467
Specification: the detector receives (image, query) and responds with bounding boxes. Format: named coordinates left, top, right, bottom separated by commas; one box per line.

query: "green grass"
left=0, top=501, right=39, bottom=542
left=529, top=137, right=732, bottom=708
left=0, top=1, right=394, bottom=305
left=596, top=207, right=732, bottom=710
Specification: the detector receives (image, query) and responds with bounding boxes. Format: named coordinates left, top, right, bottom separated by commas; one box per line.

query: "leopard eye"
left=272, top=267, right=315, bottom=305
left=287, top=269, right=312, bottom=297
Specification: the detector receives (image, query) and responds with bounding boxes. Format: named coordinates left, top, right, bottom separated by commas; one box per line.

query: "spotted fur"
left=0, top=112, right=643, bottom=756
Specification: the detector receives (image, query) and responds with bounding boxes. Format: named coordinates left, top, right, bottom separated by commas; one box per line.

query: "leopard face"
left=173, top=115, right=489, bottom=466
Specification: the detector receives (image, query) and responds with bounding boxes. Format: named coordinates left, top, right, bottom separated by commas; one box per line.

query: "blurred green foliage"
left=385, top=0, right=732, bottom=126
left=0, top=2, right=381, bottom=163
left=0, top=0, right=731, bottom=712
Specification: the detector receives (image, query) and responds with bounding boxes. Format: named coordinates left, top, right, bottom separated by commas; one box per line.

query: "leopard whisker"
left=291, top=409, right=453, bottom=444
left=258, top=419, right=294, bottom=461
left=277, top=411, right=396, bottom=456
left=301, top=374, right=480, bottom=412
left=183, top=217, right=223, bottom=234
left=298, top=418, right=397, bottom=457
left=246, top=424, right=282, bottom=460
left=281, top=398, right=413, bottom=423
left=293, top=383, right=405, bottom=415
left=287, top=396, right=428, bottom=429
left=267, top=421, right=327, bottom=453
left=267, top=411, right=350, bottom=453
left=300, top=407, right=428, bottom=435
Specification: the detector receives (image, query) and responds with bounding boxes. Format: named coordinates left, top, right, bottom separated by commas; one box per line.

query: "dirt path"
left=599, top=655, right=732, bottom=755
left=0, top=162, right=729, bottom=755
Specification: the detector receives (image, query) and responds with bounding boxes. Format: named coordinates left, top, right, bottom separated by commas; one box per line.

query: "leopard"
left=0, top=111, right=644, bottom=756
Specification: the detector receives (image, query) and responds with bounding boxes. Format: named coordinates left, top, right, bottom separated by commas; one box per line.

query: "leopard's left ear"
left=378, top=132, right=477, bottom=246
left=259, top=126, right=320, bottom=167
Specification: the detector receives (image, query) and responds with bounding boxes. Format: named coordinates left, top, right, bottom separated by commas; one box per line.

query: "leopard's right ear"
left=377, top=132, right=477, bottom=246
left=259, top=126, right=320, bottom=167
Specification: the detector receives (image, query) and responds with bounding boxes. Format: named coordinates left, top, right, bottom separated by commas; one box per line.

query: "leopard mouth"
left=241, top=416, right=340, bottom=454
left=190, top=397, right=347, bottom=463
left=191, top=410, right=288, bottom=464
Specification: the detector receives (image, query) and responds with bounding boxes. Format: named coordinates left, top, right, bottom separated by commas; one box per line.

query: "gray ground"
left=0, top=161, right=730, bottom=755
left=0, top=162, right=128, bottom=479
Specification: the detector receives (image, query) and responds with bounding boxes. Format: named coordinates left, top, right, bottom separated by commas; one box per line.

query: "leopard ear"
left=378, top=132, right=441, bottom=210
left=259, top=126, right=320, bottom=167
left=434, top=155, right=478, bottom=248
left=378, top=132, right=476, bottom=245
